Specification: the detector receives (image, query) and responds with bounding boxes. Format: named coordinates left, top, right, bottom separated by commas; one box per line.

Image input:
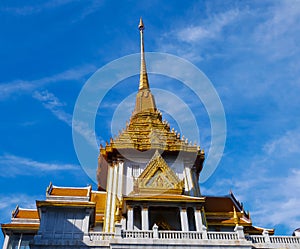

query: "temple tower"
left=97, top=18, right=205, bottom=233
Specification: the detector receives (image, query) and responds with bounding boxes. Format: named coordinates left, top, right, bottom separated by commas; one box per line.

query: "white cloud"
left=177, top=9, right=239, bottom=43
left=33, top=90, right=72, bottom=126
left=254, top=0, right=300, bottom=60
left=0, top=64, right=96, bottom=100
left=33, top=90, right=97, bottom=146
left=0, top=154, right=80, bottom=177
left=263, top=129, right=300, bottom=156
left=1, top=0, right=77, bottom=15
left=202, top=125, right=300, bottom=234
left=1, top=0, right=104, bottom=22
left=0, top=193, right=43, bottom=224
left=250, top=168, right=300, bottom=232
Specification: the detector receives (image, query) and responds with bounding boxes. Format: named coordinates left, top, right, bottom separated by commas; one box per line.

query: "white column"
left=127, top=206, right=134, bottom=230
left=2, top=234, right=10, bottom=249
left=104, top=165, right=113, bottom=232
left=117, top=161, right=124, bottom=200
left=195, top=208, right=204, bottom=231
left=83, top=209, right=92, bottom=242
left=235, top=225, right=245, bottom=240
left=141, top=206, right=149, bottom=230
left=82, top=209, right=91, bottom=235
left=184, top=167, right=194, bottom=195
left=180, top=207, right=189, bottom=231
left=109, top=162, right=119, bottom=232
left=121, top=217, right=126, bottom=230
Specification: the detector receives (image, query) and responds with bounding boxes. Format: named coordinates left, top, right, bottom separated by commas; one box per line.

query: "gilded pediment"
left=132, top=151, right=184, bottom=195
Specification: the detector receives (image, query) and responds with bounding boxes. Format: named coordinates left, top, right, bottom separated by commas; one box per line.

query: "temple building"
left=1, top=19, right=300, bottom=249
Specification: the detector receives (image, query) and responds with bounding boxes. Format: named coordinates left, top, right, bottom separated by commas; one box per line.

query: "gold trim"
left=36, top=201, right=95, bottom=208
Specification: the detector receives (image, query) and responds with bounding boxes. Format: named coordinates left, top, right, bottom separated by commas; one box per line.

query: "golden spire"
left=133, top=18, right=156, bottom=115
left=138, top=17, right=149, bottom=90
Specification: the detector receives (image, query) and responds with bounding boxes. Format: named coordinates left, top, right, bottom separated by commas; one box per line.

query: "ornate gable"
left=132, top=151, right=184, bottom=195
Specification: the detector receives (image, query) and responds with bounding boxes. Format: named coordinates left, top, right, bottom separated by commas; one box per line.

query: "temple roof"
left=100, top=19, right=205, bottom=166
left=12, top=206, right=39, bottom=220
left=46, top=182, right=91, bottom=197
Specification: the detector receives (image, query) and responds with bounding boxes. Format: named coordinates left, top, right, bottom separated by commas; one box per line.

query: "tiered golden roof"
left=100, top=18, right=205, bottom=179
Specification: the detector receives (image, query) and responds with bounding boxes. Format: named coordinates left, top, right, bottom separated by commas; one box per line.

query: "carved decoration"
left=133, top=151, right=184, bottom=195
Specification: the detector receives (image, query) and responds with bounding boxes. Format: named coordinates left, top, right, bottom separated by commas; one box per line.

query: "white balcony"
left=87, top=227, right=300, bottom=249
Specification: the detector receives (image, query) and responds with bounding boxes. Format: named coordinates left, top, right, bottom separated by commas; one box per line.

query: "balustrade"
left=245, top=235, right=266, bottom=243
left=159, top=231, right=202, bottom=239
left=88, top=229, right=300, bottom=246
left=270, top=236, right=300, bottom=244
left=207, top=231, right=238, bottom=240
left=89, top=232, right=115, bottom=241
left=122, top=230, right=153, bottom=239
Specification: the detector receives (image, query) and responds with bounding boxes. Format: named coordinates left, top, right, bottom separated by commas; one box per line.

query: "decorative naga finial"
left=138, top=17, right=149, bottom=90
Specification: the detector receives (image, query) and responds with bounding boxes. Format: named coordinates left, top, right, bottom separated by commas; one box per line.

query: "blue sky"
left=1, top=0, right=300, bottom=243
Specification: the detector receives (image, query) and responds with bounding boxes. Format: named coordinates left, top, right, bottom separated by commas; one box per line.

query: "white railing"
left=122, top=230, right=153, bottom=239
left=246, top=235, right=300, bottom=244
left=88, top=230, right=300, bottom=246
left=270, top=236, right=300, bottom=244
left=246, top=235, right=266, bottom=243
left=207, top=231, right=238, bottom=240
left=89, top=232, right=115, bottom=241
left=159, top=231, right=203, bottom=239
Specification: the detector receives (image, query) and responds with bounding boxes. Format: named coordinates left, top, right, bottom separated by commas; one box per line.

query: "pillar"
left=141, top=206, right=149, bottom=230
left=153, top=224, right=158, bottom=239
left=263, top=229, right=271, bottom=243
left=194, top=208, right=204, bottom=231
left=104, top=165, right=113, bottom=232
left=127, top=206, right=134, bottom=230
left=180, top=207, right=189, bottom=231
left=109, top=162, right=119, bottom=232
left=121, top=217, right=126, bottom=230
left=117, top=161, right=124, bottom=200
left=234, top=225, right=245, bottom=240
left=115, top=223, right=122, bottom=238
left=2, top=234, right=10, bottom=249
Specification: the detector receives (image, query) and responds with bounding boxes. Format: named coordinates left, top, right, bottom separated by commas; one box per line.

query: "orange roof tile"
left=13, top=209, right=39, bottom=220
left=50, top=187, right=89, bottom=197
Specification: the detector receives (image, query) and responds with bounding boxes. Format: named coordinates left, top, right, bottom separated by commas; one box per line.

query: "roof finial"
left=138, top=17, right=149, bottom=90
left=133, top=18, right=156, bottom=115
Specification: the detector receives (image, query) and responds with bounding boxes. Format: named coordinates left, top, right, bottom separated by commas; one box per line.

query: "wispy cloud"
left=76, top=0, right=104, bottom=21
left=176, top=9, right=239, bottom=43
left=0, top=64, right=96, bottom=100
left=1, top=0, right=77, bottom=16
left=157, top=9, right=240, bottom=61
left=33, top=90, right=72, bottom=126
left=263, top=129, right=300, bottom=156
left=33, top=90, right=97, bottom=146
left=254, top=0, right=300, bottom=60
left=0, top=193, right=43, bottom=224
left=1, top=0, right=104, bottom=21
left=204, top=126, right=300, bottom=234
left=0, top=154, right=80, bottom=177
